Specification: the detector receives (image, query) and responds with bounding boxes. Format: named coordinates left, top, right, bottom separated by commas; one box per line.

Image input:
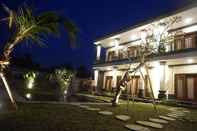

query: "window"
left=185, top=37, right=193, bottom=48
left=174, top=33, right=196, bottom=51
left=127, top=46, right=138, bottom=58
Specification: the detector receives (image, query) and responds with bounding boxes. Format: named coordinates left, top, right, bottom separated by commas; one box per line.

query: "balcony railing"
left=95, top=32, right=197, bottom=65
left=94, top=47, right=197, bottom=65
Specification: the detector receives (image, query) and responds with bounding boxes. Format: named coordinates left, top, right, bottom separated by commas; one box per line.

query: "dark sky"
left=0, top=0, right=194, bottom=69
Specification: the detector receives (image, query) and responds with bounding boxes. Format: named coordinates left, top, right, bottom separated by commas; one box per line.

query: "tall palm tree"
left=0, top=4, right=78, bottom=109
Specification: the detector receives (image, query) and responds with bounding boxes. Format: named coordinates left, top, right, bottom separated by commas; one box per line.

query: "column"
left=158, top=61, right=167, bottom=99
left=94, top=70, right=99, bottom=87
left=96, top=45, right=101, bottom=61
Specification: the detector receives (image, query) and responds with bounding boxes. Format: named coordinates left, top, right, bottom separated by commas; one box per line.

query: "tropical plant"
left=54, top=69, right=74, bottom=94
left=0, top=4, right=78, bottom=109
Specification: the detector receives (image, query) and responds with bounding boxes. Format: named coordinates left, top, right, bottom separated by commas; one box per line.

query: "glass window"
left=185, top=37, right=193, bottom=49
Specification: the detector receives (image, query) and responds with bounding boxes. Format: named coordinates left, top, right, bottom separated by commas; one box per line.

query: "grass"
left=0, top=102, right=197, bottom=131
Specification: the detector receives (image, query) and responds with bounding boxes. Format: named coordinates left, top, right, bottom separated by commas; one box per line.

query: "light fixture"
left=64, top=90, right=67, bottom=94
left=187, top=59, right=193, bottom=63
left=183, top=25, right=197, bottom=33
left=110, top=35, right=120, bottom=40
left=130, top=34, right=138, bottom=41
left=94, top=41, right=101, bottom=45
left=184, top=18, right=193, bottom=24
left=107, top=67, right=112, bottom=71
left=26, top=93, right=31, bottom=99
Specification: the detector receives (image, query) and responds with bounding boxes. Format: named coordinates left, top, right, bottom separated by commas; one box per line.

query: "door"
left=127, top=76, right=140, bottom=96
left=175, top=75, right=187, bottom=100
left=105, top=76, right=113, bottom=91
left=175, top=74, right=197, bottom=102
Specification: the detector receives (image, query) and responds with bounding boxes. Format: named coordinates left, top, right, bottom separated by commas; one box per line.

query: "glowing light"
left=64, top=90, right=67, bottom=94
left=184, top=18, right=193, bottom=24
left=94, top=41, right=101, bottom=45
left=26, top=93, right=31, bottom=99
left=183, top=25, right=197, bottom=33
left=107, top=67, right=113, bottom=71
left=130, top=34, right=138, bottom=41
left=110, top=35, right=120, bottom=40
left=28, top=80, right=34, bottom=89
left=187, top=59, right=193, bottom=64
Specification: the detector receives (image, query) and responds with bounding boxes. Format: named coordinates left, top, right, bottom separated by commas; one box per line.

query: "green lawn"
left=0, top=102, right=197, bottom=131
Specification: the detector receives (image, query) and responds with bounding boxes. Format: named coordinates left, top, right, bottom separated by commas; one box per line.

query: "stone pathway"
left=85, top=107, right=101, bottom=111
left=74, top=103, right=190, bottom=131
left=125, top=124, right=151, bottom=131
left=159, top=115, right=176, bottom=121
left=98, top=111, right=113, bottom=116
left=115, top=115, right=131, bottom=121
left=78, top=105, right=90, bottom=109
left=149, top=118, right=168, bottom=124
left=136, top=121, right=163, bottom=129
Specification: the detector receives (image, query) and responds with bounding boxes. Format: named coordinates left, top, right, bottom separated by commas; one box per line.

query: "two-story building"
left=93, top=3, right=197, bottom=102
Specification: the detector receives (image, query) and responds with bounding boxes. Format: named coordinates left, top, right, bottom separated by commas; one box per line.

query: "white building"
left=93, top=3, right=197, bottom=102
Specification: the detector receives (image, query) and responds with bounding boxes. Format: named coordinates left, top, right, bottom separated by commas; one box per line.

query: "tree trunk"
left=0, top=72, right=17, bottom=110
left=144, top=64, right=158, bottom=113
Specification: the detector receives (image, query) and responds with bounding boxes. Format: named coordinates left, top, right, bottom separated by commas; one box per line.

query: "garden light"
left=26, top=93, right=31, bottom=99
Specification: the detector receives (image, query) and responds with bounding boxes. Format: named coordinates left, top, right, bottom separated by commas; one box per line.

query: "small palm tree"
left=0, top=4, right=78, bottom=109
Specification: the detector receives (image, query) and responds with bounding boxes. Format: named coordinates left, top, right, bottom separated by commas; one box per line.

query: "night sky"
left=0, top=0, right=194, bottom=69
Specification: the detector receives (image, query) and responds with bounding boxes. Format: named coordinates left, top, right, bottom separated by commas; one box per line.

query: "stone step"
left=125, top=124, right=151, bottom=131
left=98, top=111, right=113, bottom=116
left=136, top=121, right=163, bottom=129
left=149, top=118, right=168, bottom=124
left=85, top=107, right=100, bottom=111
left=78, top=105, right=89, bottom=109
left=159, top=115, right=176, bottom=121
left=115, top=115, right=131, bottom=121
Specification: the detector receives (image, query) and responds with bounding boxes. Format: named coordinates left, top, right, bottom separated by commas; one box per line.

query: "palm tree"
left=0, top=4, right=78, bottom=109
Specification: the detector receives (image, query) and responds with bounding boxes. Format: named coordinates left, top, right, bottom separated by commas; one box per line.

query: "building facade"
left=93, top=3, right=197, bottom=102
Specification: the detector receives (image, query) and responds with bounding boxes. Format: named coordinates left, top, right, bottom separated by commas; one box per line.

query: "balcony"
left=94, top=32, right=197, bottom=66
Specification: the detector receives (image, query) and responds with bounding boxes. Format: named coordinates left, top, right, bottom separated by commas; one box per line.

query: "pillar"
left=158, top=61, right=167, bottom=99
left=96, top=45, right=101, bottom=61
left=94, top=70, right=99, bottom=87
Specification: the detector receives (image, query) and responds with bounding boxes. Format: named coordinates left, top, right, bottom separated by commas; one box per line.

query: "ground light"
left=26, top=93, right=32, bottom=99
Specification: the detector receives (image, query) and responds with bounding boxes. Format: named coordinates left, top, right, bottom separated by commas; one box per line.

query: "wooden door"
left=186, top=74, right=197, bottom=102
left=105, top=76, right=113, bottom=91
left=127, top=76, right=140, bottom=96
left=175, top=75, right=187, bottom=100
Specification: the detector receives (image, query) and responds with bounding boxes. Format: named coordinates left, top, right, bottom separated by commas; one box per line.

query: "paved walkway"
left=71, top=103, right=190, bottom=131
